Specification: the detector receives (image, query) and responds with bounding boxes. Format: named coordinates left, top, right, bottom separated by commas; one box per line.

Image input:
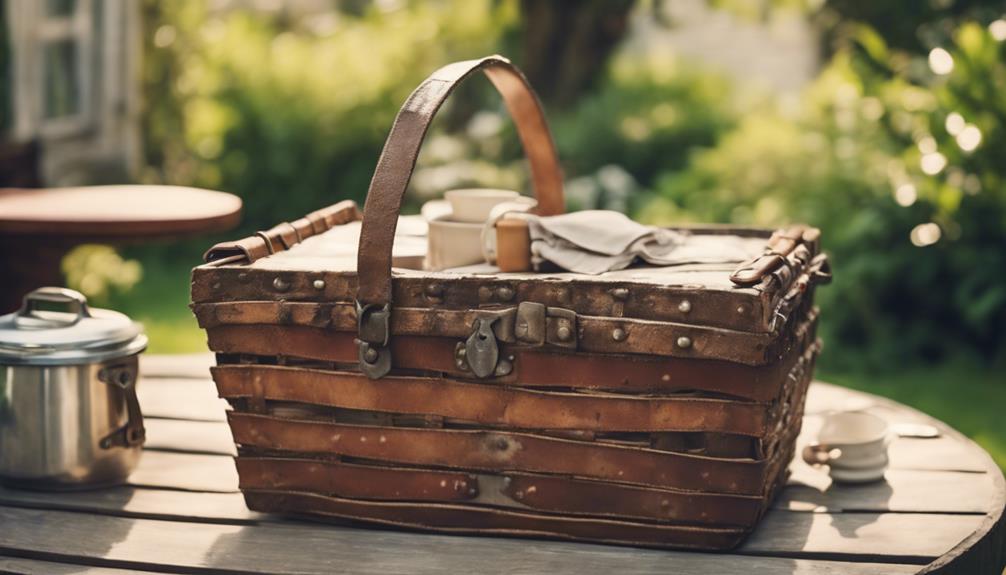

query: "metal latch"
left=356, top=301, right=391, bottom=379
left=514, top=302, right=576, bottom=349
left=459, top=302, right=577, bottom=378
left=465, top=316, right=500, bottom=378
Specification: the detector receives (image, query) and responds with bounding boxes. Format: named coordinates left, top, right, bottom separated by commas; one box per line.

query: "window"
left=37, top=0, right=93, bottom=133
left=6, top=0, right=94, bottom=138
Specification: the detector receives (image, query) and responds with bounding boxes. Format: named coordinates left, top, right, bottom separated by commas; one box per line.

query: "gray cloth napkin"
left=523, top=210, right=749, bottom=274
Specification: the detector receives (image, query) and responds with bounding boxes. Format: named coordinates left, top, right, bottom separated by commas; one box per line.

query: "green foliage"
left=141, top=0, right=518, bottom=230
left=639, top=17, right=1006, bottom=366
left=553, top=56, right=736, bottom=194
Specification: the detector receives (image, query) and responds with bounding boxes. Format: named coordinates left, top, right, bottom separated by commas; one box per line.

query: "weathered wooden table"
left=0, top=186, right=242, bottom=312
left=0, top=354, right=1002, bottom=574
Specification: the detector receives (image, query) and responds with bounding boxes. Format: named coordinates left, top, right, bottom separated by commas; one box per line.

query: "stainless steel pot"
left=0, top=287, right=147, bottom=488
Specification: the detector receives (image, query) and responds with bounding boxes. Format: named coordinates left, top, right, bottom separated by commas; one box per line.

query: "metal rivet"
left=313, top=279, right=326, bottom=290
left=363, top=347, right=378, bottom=363
left=237, top=272, right=250, bottom=284
left=676, top=336, right=693, bottom=349
left=736, top=305, right=747, bottom=315
left=556, top=288, right=570, bottom=304
left=496, top=286, right=514, bottom=301
left=494, top=359, right=513, bottom=377
left=612, top=328, right=627, bottom=342
left=611, top=287, right=629, bottom=301
left=425, top=283, right=444, bottom=298
left=478, top=286, right=493, bottom=302
left=494, top=438, right=509, bottom=451
left=272, top=277, right=290, bottom=292
left=678, top=300, right=692, bottom=313
left=556, top=325, right=572, bottom=341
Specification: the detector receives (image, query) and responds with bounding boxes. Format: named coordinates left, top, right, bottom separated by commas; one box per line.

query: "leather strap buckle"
left=356, top=301, right=392, bottom=379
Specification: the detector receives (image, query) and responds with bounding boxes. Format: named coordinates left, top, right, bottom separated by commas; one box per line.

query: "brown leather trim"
left=225, top=413, right=769, bottom=494
left=236, top=459, right=762, bottom=526
left=208, top=327, right=806, bottom=402
left=235, top=458, right=478, bottom=502
left=214, top=365, right=773, bottom=436
left=205, top=309, right=817, bottom=394
left=191, top=257, right=792, bottom=333
left=356, top=56, right=564, bottom=307
left=242, top=490, right=747, bottom=550
left=200, top=308, right=807, bottom=365
left=203, top=200, right=360, bottom=263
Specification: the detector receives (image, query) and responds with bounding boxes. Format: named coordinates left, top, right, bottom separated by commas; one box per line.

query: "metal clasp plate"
left=356, top=301, right=392, bottom=379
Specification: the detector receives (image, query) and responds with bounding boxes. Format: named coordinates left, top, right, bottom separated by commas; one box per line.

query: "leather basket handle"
left=354, top=55, right=564, bottom=379
left=356, top=55, right=564, bottom=306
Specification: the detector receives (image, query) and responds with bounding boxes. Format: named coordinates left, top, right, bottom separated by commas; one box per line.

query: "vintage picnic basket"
left=191, top=55, right=831, bottom=550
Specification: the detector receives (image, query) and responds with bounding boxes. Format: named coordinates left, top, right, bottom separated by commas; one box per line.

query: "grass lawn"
left=99, top=249, right=1006, bottom=472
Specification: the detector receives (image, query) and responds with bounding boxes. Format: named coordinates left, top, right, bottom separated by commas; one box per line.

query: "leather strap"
left=227, top=413, right=768, bottom=494
left=213, top=365, right=774, bottom=436
left=356, top=55, right=564, bottom=307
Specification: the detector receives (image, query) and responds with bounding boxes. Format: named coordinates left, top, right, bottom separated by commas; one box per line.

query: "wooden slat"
left=741, top=509, right=983, bottom=564
left=0, top=557, right=164, bottom=574
left=0, top=458, right=991, bottom=524
left=782, top=467, right=994, bottom=514
left=137, top=377, right=228, bottom=422
left=144, top=418, right=236, bottom=456
left=0, top=485, right=255, bottom=524
left=140, top=353, right=215, bottom=379
left=0, top=506, right=920, bottom=575
left=129, top=451, right=238, bottom=493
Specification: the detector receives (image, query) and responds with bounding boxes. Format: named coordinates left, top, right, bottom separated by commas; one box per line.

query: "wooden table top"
left=0, top=354, right=1002, bottom=574
left=0, top=186, right=242, bottom=238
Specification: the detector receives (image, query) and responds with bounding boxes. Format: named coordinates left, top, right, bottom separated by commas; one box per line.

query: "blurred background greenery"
left=22, top=0, right=1006, bottom=466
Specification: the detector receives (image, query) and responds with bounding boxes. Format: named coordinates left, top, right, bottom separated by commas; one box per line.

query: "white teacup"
left=425, top=215, right=484, bottom=270
left=444, top=189, right=520, bottom=223
left=802, top=411, right=892, bottom=484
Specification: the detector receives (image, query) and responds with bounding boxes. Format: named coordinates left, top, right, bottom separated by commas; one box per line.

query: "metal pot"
left=0, top=287, right=147, bottom=489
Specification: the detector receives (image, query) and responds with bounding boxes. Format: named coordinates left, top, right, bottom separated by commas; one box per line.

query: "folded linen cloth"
left=517, top=210, right=751, bottom=275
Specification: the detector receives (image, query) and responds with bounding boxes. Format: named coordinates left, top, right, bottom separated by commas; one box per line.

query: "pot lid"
left=0, top=287, right=147, bottom=365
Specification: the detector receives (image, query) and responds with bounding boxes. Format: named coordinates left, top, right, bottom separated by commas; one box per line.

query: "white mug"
left=444, top=189, right=520, bottom=223
left=802, top=410, right=893, bottom=484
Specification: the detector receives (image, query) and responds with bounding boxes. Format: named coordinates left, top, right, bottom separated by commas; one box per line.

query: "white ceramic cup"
left=802, top=410, right=893, bottom=484
left=444, top=189, right=520, bottom=223
left=425, top=215, right=485, bottom=270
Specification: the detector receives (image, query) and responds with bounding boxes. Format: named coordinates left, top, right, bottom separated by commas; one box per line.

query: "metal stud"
left=556, top=325, right=572, bottom=342
left=678, top=300, right=692, bottom=314
left=272, top=277, right=290, bottom=292
left=494, top=359, right=513, bottom=377
left=425, top=283, right=444, bottom=298
left=478, top=286, right=493, bottom=302
left=736, top=305, right=747, bottom=315
left=676, top=336, right=693, bottom=349
left=312, top=279, right=326, bottom=290
left=612, top=328, right=627, bottom=342
left=363, top=347, right=379, bottom=363
left=496, top=285, right=515, bottom=301
left=611, top=287, right=629, bottom=301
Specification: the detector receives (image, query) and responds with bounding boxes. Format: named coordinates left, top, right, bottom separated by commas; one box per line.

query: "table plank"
left=0, top=556, right=164, bottom=574
left=129, top=451, right=238, bottom=493
left=140, top=353, right=216, bottom=380
left=0, top=506, right=919, bottom=575
left=741, top=509, right=983, bottom=564
left=138, top=377, right=228, bottom=422
left=144, top=418, right=236, bottom=456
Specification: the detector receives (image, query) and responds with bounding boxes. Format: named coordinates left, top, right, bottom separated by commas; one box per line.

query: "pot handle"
left=98, top=363, right=146, bottom=449
left=16, top=287, right=92, bottom=327
left=354, top=55, right=565, bottom=378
